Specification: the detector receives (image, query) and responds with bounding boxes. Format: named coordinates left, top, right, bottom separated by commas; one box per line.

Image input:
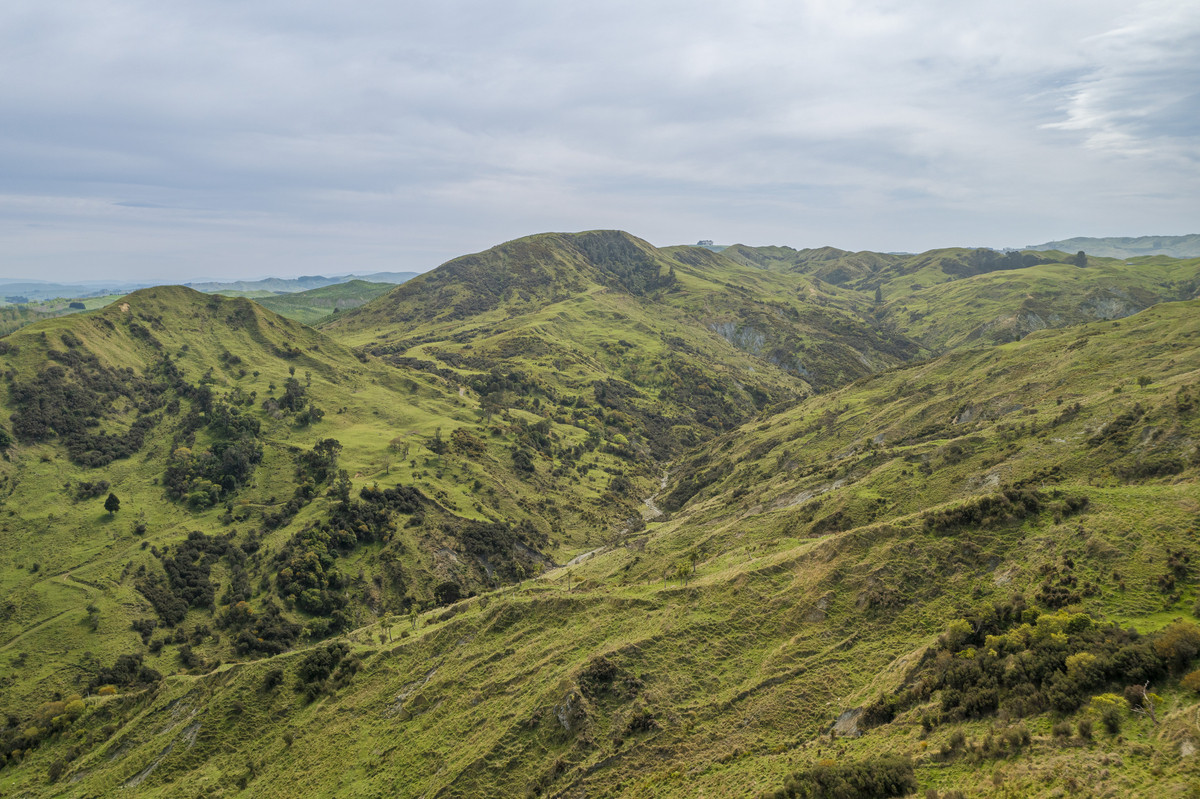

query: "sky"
left=1, top=0, right=1198, bottom=283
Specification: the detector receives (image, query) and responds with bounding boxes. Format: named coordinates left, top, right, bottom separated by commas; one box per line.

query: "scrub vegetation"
left=0, top=230, right=1198, bottom=797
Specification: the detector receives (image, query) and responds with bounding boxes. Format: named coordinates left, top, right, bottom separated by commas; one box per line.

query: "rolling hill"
left=227, top=280, right=398, bottom=325
left=0, top=231, right=1198, bottom=797
left=1027, top=234, right=1200, bottom=260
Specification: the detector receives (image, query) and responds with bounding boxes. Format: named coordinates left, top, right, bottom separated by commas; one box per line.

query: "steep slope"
left=0, top=288, right=658, bottom=714
left=323, top=231, right=921, bottom=461
left=3, top=299, right=1198, bottom=798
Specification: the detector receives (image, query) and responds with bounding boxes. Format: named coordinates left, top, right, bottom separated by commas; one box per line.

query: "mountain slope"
left=2, top=299, right=1197, bottom=797
left=323, top=231, right=925, bottom=461
left=0, top=287, right=660, bottom=713
left=2, top=233, right=1200, bottom=797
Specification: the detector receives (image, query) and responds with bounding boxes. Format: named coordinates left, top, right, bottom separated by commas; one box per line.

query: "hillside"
left=0, top=296, right=1197, bottom=797
left=722, top=243, right=1200, bottom=351
left=0, top=294, right=120, bottom=337
left=0, top=287, right=665, bottom=715
left=0, top=234, right=1199, bottom=797
left=1027, top=234, right=1200, bottom=260
left=323, top=231, right=926, bottom=458
left=221, top=280, right=397, bottom=325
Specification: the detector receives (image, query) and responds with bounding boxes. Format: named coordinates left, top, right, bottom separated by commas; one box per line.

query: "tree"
left=874, top=286, right=883, bottom=304
left=104, top=493, right=121, bottom=514
left=388, top=437, right=410, bottom=459
left=1073, top=250, right=1087, bottom=268
left=428, top=428, right=447, bottom=455
left=433, top=580, right=461, bottom=606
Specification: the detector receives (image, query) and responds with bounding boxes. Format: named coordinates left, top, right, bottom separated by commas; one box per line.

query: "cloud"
left=0, top=0, right=1197, bottom=281
left=1045, top=2, right=1200, bottom=162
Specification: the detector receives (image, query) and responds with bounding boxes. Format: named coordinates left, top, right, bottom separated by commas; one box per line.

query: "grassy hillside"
left=724, top=243, right=1200, bottom=352
left=0, top=294, right=121, bottom=337
left=873, top=256, right=1200, bottom=351
left=1, top=234, right=1199, bottom=797
left=0, top=288, right=661, bottom=718
left=216, top=281, right=397, bottom=325
left=323, top=231, right=929, bottom=463
left=0, top=286, right=1197, bottom=796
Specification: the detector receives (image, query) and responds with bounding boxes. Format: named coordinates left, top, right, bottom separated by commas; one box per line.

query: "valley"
left=0, top=231, right=1198, bottom=797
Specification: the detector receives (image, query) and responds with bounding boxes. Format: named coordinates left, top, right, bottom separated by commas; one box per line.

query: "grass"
left=225, top=280, right=396, bottom=325
left=0, top=235, right=1199, bottom=796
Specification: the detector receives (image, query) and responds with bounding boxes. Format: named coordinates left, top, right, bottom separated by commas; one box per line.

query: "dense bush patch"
left=760, top=755, right=916, bottom=799
left=863, top=598, right=1200, bottom=728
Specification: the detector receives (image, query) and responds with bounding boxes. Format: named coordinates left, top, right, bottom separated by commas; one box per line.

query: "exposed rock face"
left=832, top=708, right=862, bottom=738
left=708, top=321, right=766, bottom=355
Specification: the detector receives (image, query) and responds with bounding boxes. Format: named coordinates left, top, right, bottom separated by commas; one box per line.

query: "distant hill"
left=0, top=281, right=144, bottom=304
left=0, top=272, right=421, bottom=306
left=243, top=279, right=397, bottom=324
left=1027, top=234, right=1200, bottom=259
left=186, top=271, right=419, bottom=294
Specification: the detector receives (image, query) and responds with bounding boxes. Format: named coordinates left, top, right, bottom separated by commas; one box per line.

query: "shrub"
left=1078, top=717, right=1093, bottom=740
left=90, top=653, right=161, bottom=690
left=263, top=668, right=285, bottom=691
left=1152, top=622, right=1200, bottom=671
left=766, top=755, right=916, bottom=799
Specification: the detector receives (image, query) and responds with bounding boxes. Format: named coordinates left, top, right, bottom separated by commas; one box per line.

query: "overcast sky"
left=2, top=0, right=1198, bottom=282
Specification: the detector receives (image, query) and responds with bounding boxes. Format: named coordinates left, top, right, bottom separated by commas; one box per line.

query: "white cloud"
left=0, top=0, right=1197, bottom=280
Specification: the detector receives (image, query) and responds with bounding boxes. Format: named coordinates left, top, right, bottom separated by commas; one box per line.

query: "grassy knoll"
left=0, top=287, right=651, bottom=716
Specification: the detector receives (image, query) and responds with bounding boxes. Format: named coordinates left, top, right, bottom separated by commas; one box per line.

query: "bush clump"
left=864, top=599, right=1200, bottom=728
left=761, top=755, right=916, bottom=799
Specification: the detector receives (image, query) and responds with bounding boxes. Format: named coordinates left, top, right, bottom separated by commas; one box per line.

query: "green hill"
left=1, top=235, right=1199, bottom=797
left=0, top=287, right=664, bottom=714
left=323, top=231, right=927, bottom=456
left=722, top=243, right=1200, bottom=351
left=1027, top=234, right=1200, bottom=259
left=221, top=280, right=397, bottom=325
left=186, top=273, right=419, bottom=295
